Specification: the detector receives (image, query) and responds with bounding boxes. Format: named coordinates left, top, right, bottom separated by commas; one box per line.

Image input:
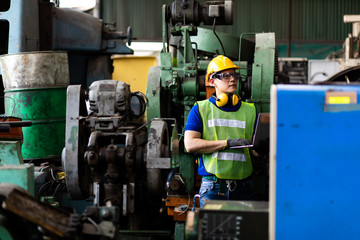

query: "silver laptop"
left=229, top=113, right=269, bottom=149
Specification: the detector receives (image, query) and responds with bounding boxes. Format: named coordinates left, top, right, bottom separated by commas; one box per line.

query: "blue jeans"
left=198, top=177, right=255, bottom=207
left=199, top=178, right=228, bottom=207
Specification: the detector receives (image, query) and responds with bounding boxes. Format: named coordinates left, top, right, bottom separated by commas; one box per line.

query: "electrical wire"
left=178, top=191, right=191, bottom=216
left=178, top=127, right=185, bottom=143
left=38, top=179, right=58, bottom=196
left=39, top=168, right=65, bottom=197
left=212, top=18, right=226, bottom=56
left=86, top=217, right=103, bottom=235
left=50, top=168, right=56, bottom=180
left=132, top=121, right=149, bottom=133
left=52, top=183, right=64, bottom=197
left=2, top=96, right=16, bottom=116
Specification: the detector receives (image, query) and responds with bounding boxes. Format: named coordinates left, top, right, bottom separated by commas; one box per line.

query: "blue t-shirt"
left=184, top=96, right=242, bottom=176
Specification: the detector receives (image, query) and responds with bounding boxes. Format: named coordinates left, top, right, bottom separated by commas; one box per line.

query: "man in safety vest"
left=184, top=55, right=257, bottom=207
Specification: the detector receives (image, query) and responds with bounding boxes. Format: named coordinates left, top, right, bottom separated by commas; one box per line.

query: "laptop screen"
left=229, top=113, right=270, bottom=149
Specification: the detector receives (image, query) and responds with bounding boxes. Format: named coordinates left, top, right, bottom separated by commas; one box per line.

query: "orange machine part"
left=205, top=82, right=215, bottom=99
left=0, top=117, right=23, bottom=140
left=165, top=195, right=200, bottom=222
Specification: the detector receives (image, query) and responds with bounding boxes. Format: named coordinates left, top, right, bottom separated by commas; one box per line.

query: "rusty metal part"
left=0, top=183, right=120, bottom=239
left=146, top=120, right=170, bottom=169
left=170, top=179, right=181, bottom=191
left=165, top=195, right=196, bottom=222
left=103, top=184, right=122, bottom=206
left=82, top=206, right=119, bottom=238
left=0, top=117, right=24, bottom=139
left=146, top=120, right=170, bottom=203
left=0, top=183, right=74, bottom=238
left=103, top=144, right=122, bottom=205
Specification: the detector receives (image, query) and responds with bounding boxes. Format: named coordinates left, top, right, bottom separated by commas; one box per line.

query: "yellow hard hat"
left=206, top=55, right=240, bottom=81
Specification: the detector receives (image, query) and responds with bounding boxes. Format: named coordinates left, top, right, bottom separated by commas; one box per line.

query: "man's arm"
left=184, top=130, right=227, bottom=154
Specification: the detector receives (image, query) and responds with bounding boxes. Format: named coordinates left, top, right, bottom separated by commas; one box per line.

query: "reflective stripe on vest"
left=208, top=119, right=246, bottom=128
left=197, top=100, right=256, bottom=180
left=212, top=152, right=246, bottom=162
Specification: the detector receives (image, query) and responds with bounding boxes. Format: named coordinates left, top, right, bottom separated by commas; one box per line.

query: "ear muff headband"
left=212, top=93, right=240, bottom=107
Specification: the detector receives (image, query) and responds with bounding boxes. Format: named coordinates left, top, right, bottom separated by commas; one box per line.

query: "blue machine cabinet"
left=270, top=84, right=360, bottom=240
left=0, top=0, right=40, bottom=54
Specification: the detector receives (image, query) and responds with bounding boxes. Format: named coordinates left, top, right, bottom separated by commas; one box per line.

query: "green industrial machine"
left=145, top=1, right=276, bottom=237
left=0, top=1, right=276, bottom=239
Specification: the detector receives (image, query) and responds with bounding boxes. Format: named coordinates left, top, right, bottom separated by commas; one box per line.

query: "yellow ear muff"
left=213, top=93, right=240, bottom=107
left=216, top=93, right=228, bottom=107
left=232, top=94, right=239, bottom=106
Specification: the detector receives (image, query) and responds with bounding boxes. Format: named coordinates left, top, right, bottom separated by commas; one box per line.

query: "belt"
left=201, top=175, right=226, bottom=195
left=202, top=175, right=218, bottom=181
left=202, top=175, right=252, bottom=182
left=202, top=175, right=252, bottom=195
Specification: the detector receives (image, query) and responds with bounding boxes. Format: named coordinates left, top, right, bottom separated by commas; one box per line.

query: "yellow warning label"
left=328, top=96, right=351, bottom=104
left=325, top=91, right=357, bottom=104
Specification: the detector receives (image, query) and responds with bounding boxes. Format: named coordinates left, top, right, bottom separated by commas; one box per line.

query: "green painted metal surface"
left=251, top=33, right=276, bottom=113
left=0, top=228, right=13, bottom=240
left=174, top=222, right=185, bottom=240
left=4, top=87, right=66, bottom=160
left=0, top=141, right=23, bottom=165
left=146, top=66, right=161, bottom=122
left=190, top=27, right=240, bottom=59
left=277, top=42, right=343, bottom=59
left=0, top=218, right=14, bottom=240
left=0, top=164, right=35, bottom=196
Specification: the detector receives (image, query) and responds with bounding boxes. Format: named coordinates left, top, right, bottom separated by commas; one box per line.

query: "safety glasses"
left=212, top=72, right=240, bottom=81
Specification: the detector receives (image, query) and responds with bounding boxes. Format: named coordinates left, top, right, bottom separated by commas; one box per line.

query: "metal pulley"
left=62, top=85, right=90, bottom=200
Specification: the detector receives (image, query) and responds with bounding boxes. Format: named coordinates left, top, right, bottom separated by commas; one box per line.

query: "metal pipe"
left=162, top=4, right=168, bottom=53
left=0, top=121, right=32, bottom=127
left=93, top=0, right=101, bottom=19
left=287, top=0, right=292, bottom=57
left=238, top=32, right=258, bottom=61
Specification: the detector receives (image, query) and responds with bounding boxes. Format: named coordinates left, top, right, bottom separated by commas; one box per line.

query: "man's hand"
left=226, top=138, right=252, bottom=148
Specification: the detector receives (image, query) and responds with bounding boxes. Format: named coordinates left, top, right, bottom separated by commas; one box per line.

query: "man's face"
left=210, top=69, right=238, bottom=94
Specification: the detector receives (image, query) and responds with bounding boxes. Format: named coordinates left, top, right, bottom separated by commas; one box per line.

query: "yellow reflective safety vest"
left=197, top=100, right=256, bottom=180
